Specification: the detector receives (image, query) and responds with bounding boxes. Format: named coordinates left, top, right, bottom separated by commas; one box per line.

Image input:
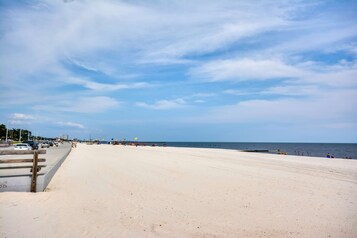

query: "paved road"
left=0, top=143, right=72, bottom=177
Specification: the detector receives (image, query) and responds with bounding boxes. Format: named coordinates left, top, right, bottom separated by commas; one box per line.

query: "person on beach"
left=326, top=153, right=331, bottom=158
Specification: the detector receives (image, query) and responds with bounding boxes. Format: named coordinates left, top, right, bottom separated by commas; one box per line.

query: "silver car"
left=41, top=142, right=50, bottom=148
left=14, top=143, right=32, bottom=150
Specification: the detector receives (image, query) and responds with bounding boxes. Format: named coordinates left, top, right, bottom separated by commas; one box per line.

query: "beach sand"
left=1, top=144, right=356, bottom=237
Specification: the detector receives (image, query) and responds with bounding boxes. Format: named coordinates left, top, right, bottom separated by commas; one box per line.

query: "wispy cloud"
left=34, top=96, right=120, bottom=113
left=224, top=85, right=320, bottom=97
left=12, top=113, right=35, bottom=120
left=188, top=89, right=357, bottom=124
left=1, top=0, right=356, bottom=141
left=8, top=113, right=35, bottom=125
left=136, top=99, right=186, bottom=110
left=56, top=121, right=85, bottom=129
left=68, top=77, right=150, bottom=91
left=190, top=58, right=306, bottom=81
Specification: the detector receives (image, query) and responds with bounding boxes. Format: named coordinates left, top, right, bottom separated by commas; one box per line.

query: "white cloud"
left=1, top=1, right=356, bottom=140
left=34, top=96, right=120, bottom=113
left=190, top=58, right=307, bottom=81
left=57, top=121, right=85, bottom=129
left=12, top=113, right=35, bottom=120
left=136, top=93, right=215, bottom=109
left=224, top=85, right=320, bottom=97
left=187, top=93, right=216, bottom=99
left=0, top=0, right=301, bottom=81
left=188, top=89, right=357, bottom=124
left=143, top=15, right=288, bottom=63
left=261, top=85, right=320, bottom=96
left=304, top=68, right=357, bottom=87
left=224, top=89, right=253, bottom=96
left=192, top=58, right=357, bottom=96
left=66, top=77, right=150, bottom=91
left=9, top=120, right=31, bottom=125
left=266, top=24, right=357, bottom=55
left=82, top=81, right=149, bottom=91
left=8, top=113, right=35, bottom=125
left=136, top=98, right=186, bottom=110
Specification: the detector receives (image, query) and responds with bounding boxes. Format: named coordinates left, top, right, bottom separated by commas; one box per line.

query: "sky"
left=0, top=0, right=357, bottom=142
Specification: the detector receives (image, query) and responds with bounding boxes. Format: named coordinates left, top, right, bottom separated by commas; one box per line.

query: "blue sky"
left=1, top=0, right=357, bottom=142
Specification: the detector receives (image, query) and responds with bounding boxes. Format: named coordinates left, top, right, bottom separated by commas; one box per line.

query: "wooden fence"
left=0, top=150, right=46, bottom=192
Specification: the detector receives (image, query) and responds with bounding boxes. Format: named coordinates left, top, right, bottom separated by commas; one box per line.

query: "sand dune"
left=1, top=144, right=356, bottom=237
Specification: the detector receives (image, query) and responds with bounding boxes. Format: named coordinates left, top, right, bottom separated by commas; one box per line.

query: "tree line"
left=1, top=124, right=57, bottom=142
left=0, top=124, right=33, bottom=141
left=1, top=124, right=62, bottom=142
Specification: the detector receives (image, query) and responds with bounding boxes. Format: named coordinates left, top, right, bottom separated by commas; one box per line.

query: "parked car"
left=23, top=140, right=39, bottom=150
left=41, top=141, right=50, bottom=148
left=48, top=141, right=54, bottom=147
left=14, top=143, right=32, bottom=150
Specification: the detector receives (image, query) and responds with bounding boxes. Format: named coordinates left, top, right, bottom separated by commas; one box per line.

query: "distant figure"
left=326, top=153, right=331, bottom=158
left=277, top=149, right=281, bottom=154
left=331, top=154, right=335, bottom=158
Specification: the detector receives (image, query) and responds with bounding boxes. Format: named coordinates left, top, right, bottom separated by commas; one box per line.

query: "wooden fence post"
left=31, top=151, right=39, bottom=192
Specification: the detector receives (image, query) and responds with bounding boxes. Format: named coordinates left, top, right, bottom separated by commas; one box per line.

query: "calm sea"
left=142, top=142, right=357, bottom=159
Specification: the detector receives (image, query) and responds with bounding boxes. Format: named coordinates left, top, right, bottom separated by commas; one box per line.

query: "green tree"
left=1, top=125, right=34, bottom=141
left=0, top=124, right=6, bottom=139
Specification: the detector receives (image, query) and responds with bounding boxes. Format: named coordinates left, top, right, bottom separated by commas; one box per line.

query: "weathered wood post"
left=31, top=151, right=39, bottom=192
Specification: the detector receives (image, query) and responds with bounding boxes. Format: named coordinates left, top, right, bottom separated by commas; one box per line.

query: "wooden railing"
left=0, top=150, right=46, bottom=192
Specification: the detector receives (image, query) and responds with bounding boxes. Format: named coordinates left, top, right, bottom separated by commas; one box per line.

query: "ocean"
left=140, top=142, right=357, bottom=159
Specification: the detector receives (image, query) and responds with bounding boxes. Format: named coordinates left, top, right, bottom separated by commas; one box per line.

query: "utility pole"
left=19, top=129, right=22, bottom=142
left=5, top=126, right=8, bottom=142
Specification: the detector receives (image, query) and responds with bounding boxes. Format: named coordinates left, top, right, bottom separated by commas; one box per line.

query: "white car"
left=41, top=142, right=50, bottom=148
left=14, top=143, right=32, bottom=150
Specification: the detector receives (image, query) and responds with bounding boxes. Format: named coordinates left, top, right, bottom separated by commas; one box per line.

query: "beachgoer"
left=326, top=153, right=331, bottom=158
left=71, top=141, right=77, bottom=148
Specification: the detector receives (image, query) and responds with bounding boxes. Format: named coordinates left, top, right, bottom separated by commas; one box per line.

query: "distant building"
left=61, top=134, right=69, bottom=140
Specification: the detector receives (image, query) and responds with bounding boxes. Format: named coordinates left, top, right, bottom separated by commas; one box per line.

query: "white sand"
left=1, top=144, right=357, bottom=237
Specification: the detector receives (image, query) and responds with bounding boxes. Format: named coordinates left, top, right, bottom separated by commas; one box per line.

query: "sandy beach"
left=1, top=144, right=357, bottom=237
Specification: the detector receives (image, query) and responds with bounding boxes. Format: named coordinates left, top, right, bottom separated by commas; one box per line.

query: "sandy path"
left=1, top=144, right=357, bottom=237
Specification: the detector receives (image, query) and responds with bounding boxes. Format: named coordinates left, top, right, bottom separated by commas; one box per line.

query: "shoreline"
left=1, top=144, right=357, bottom=237
left=95, top=141, right=357, bottom=159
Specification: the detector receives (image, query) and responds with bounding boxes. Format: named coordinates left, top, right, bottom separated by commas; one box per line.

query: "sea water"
left=146, top=142, right=357, bottom=159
